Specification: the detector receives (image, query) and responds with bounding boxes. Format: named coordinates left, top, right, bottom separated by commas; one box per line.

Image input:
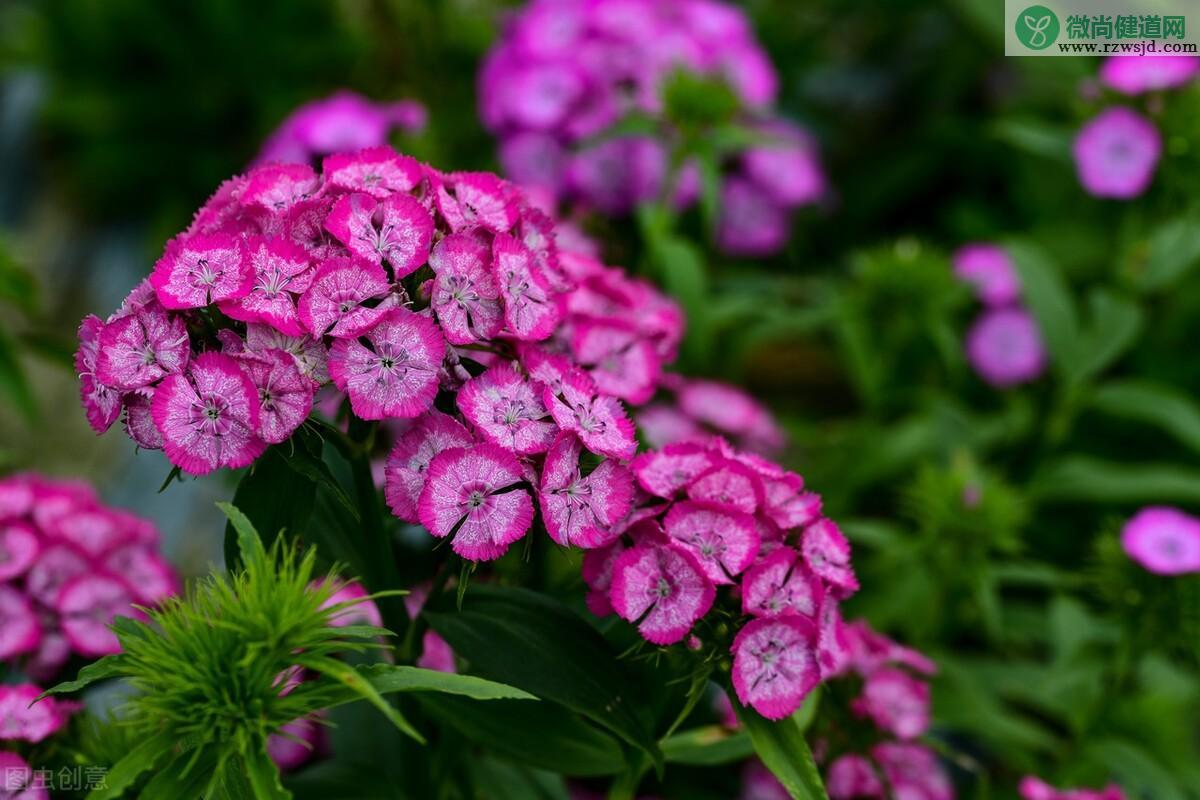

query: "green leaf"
left=991, top=119, right=1072, bottom=162
left=1091, top=379, right=1200, bottom=455
left=43, top=655, right=126, bottom=696
left=734, top=704, right=828, bottom=800
left=317, top=664, right=537, bottom=708
left=425, top=585, right=661, bottom=769
left=85, top=732, right=176, bottom=800
left=469, top=758, right=571, bottom=800
left=1137, top=214, right=1200, bottom=291
left=223, top=445, right=318, bottom=570
left=0, top=325, right=36, bottom=424
left=217, top=502, right=265, bottom=569
left=243, top=746, right=291, bottom=800
left=418, top=695, right=626, bottom=777
left=1084, top=739, right=1186, bottom=800
left=1004, top=239, right=1080, bottom=373
left=296, top=654, right=425, bottom=744
left=1066, top=290, right=1142, bottom=385
left=282, top=451, right=360, bottom=524
left=651, top=235, right=711, bottom=370
left=660, top=726, right=754, bottom=766
left=1030, top=456, right=1200, bottom=504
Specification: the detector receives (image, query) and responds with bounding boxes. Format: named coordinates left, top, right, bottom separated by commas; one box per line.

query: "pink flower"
left=636, top=404, right=705, bottom=449
left=0, top=522, right=40, bottom=582
left=739, top=760, right=789, bottom=800
left=237, top=349, right=315, bottom=444
left=731, top=615, right=820, bottom=720
left=688, top=460, right=765, bottom=515
left=664, top=501, right=760, bottom=584
left=953, top=243, right=1021, bottom=307
left=319, top=580, right=384, bottom=629
left=457, top=363, right=557, bottom=455
left=256, top=91, right=426, bottom=165
left=871, top=743, right=953, bottom=800
left=324, top=192, right=434, bottom=278
left=609, top=541, right=715, bottom=645
left=493, top=232, right=562, bottom=341
left=852, top=666, right=931, bottom=739
left=385, top=411, right=475, bottom=523
left=323, top=147, right=422, bottom=198
left=245, top=324, right=329, bottom=385
left=1073, top=107, right=1162, bottom=199
left=0, top=684, right=70, bottom=743
left=742, top=547, right=823, bottom=620
left=327, top=308, right=444, bottom=420
left=418, top=444, right=534, bottom=561
left=631, top=443, right=719, bottom=498
left=429, top=230, right=505, bottom=344
left=801, top=519, right=859, bottom=599
left=25, top=544, right=89, bottom=607
left=1121, top=506, right=1200, bottom=575
left=435, top=172, right=519, bottom=234
left=0, top=751, right=49, bottom=799
left=268, top=716, right=327, bottom=772
left=95, top=302, right=190, bottom=390
left=1099, top=55, right=1200, bottom=95
left=544, top=369, right=637, bottom=460
left=151, top=233, right=252, bottom=309
left=676, top=379, right=785, bottom=454
left=151, top=352, right=265, bottom=475
left=297, top=257, right=393, bottom=338
left=123, top=390, right=163, bottom=450
left=567, top=137, right=666, bottom=215
left=56, top=573, right=138, bottom=657
left=0, top=584, right=41, bottom=660
left=571, top=319, right=661, bottom=404
left=218, top=237, right=314, bottom=335
left=539, top=432, right=635, bottom=548
left=76, top=315, right=122, bottom=434
left=1019, top=777, right=1126, bottom=800
left=716, top=177, right=790, bottom=257
left=965, top=308, right=1047, bottom=388
left=741, top=123, right=825, bottom=207
left=104, top=545, right=177, bottom=605
left=827, top=755, right=883, bottom=800
left=240, top=163, right=321, bottom=213
left=581, top=538, right=627, bottom=616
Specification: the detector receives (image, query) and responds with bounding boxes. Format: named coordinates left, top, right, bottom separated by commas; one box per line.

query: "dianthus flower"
left=636, top=375, right=785, bottom=456
left=1073, top=107, right=1161, bottom=199
left=0, top=474, right=177, bottom=679
left=1019, top=777, right=1126, bottom=800
left=965, top=308, right=1047, bottom=388
left=0, top=684, right=72, bottom=744
left=479, top=0, right=824, bottom=255
left=256, top=90, right=427, bottom=166
left=1120, top=506, right=1200, bottom=575
left=1099, top=55, right=1200, bottom=95
left=952, top=243, right=1021, bottom=307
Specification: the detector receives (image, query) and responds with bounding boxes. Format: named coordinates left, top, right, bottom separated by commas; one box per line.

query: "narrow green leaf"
left=660, top=725, right=754, bottom=766
left=991, top=119, right=1072, bottom=162
left=296, top=654, right=425, bottom=744
left=1004, top=240, right=1080, bottom=373
left=1066, top=290, right=1142, bottom=385
left=85, top=732, right=176, bottom=800
left=242, top=746, right=291, bottom=800
left=735, top=703, right=828, bottom=800
left=1138, top=215, right=1200, bottom=291
left=43, top=655, right=126, bottom=696
left=281, top=452, right=360, bottom=524
left=1091, top=379, right=1200, bottom=455
left=0, top=326, right=36, bottom=424
left=1030, top=457, right=1200, bottom=505
left=224, top=445, right=318, bottom=570
left=359, top=664, right=537, bottom=701
left=217, top=502, right=265, bottom=568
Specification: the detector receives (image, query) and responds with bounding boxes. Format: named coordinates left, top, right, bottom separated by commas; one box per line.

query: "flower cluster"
left=1121, top=506, right=1200, bottom=575
left=953, top=243, right=1046, bottom=388
left=636, top=375, right=785, bottom=455
left=822, top=621, right=951, bottom=800
left=1071, top=56, right=1195, bottom=200
left=479, top=0, right=824, bottom=255
left=0, top=750, right=47, bottom=800
left=572, top=436, right=854, bottom=721
left=256, top=90, right=427, bottom=166
left=1019, top=777, right=1126, bottom=800
left=77, top=145, right=674, bottom=479
left=0, top=474, right=176, bottom=679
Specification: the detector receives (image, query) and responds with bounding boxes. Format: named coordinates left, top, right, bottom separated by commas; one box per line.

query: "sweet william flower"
left=418, top=444, right=534, bottom=561
left=151, top=233, right=252, bottom=309
left=218, top=237, right=314, bottom=335
left=0, top=684, right=70, bottom=744
left=1019, top=777, right=1126, bottom=800
left=1121, top=506, right=1200, bottom=575
left=801, top=519, right=859, bottom=598
left=741, top=546, right=823, bottom=620
left=0, top=751, right=48, bottom=800
left=428, top=230, right=505, bottom=344
left=256, top=91, right=427, bottom=166
left=1073, top=107, right=1162, bottom=199
left=297, top=257, right=394, bottom=338
left=826, top=755, right=883, bottom=800
left=94, top=301, right=190, bottom=391
left=851, top=666, right=931, bottom=740
left=1099, top=55, right=1200, bottom=95
left=953, top=243, right=1021, bottom=307
left=237, top=349, right=316, bottom=444
left=871, top=743, right=954, bottom=800
left=544, top=368, right=637, bottom=460
left=0, top=585, right=41, bottom=661
left=324, top=191, right=434, bottom=277
left=609, top=540, right=715, bottom=645
left=965, top=307, right=1047, bottom=388
left=457, top=362, right=557, bottom=455
left=385, top=411, right=476, bottom=523
left=664, top=500, right=760, bottom=584
left=731, top=615, right=821, bottom=720
left=538, top=432, right=635, bottom=548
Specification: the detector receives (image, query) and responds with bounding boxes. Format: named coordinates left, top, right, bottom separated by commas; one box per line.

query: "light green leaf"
left=1030, top=457, right=1200, bottom=504
left=660, top=726, right=754, bottom=766
left=354, top=664, right=537, bottom=702
left=85, top=732, right=176, bottom=800
left=1091, top=379, right=1200, bottom=455
left=296, top=654, right=424, bottom=744
left=243, top=746, right=291, bottom=800
left=0, top=325, right=36, bottom=424
left=217, top=502, right=265, bottom=568
left=1004, top=239, right=1080, bottom=373
left=734, top=703, right=828, bottom=800
left=1138, top=215, right=1200, bottom=291
left=1066, top=290, right=1142, bottom=385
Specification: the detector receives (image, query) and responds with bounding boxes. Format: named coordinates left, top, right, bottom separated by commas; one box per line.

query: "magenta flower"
left=688, top=460, right=766, bottom=515
left=676, top=379, right=785, bottom=455
left=76, top=315, right=123, bottom=434
left=566, top=137, right=667, bottom=215
left=0, top=684, right=70, bottom=744
left=458, top=363, right=557, bottom=455
left=965, top=308, right=1047, bottom=388
left=851, top=666, right=931, bottom=740
left=1073, top=107, right=1162, bottom=199
left=297, top=257, right=393, bottom=338
left=268, top=716, right=327, bottom=773
left=218, top=237, right=314, bottom=335
left=953, top=243, right=1021, bottom=307
left=56, top=573, right=137, bottom=657
left=240, top=163, right=322, bottom=213
left=151, top=233, right=252, bottom=309
left=571, top=319, right=661, bottom=405
left=631, top=443, right=720, bottom=498
left=0, top=751, right=48, bottom=800
left=1019, top=777, right=1126, bottom=800
left=539, top=432, right=635, bottom=548
left=328, top=308, right=444, bottom=420
left=385, top=411, right=475, bottom=523
left=664, top=500, right=760, bottom=584
left=434, top=172, right=520, bottom=234
left=429, top=230, right=505, bottom=344
left=1121, top=506, right=1200, bottom=575
left=741, top=123, right=826, bottom=207
left=801, top=519, right=859, bottom=599
left=256, top=91, right=427, bottom=166
left=494, top=232, right=562, bottom=341
left=0, top=585, right=40, bottom=661
left=731, top=615, right=820, bottom=720
left=94, top=302, right=190, bottom=390
left=581, top=539, right=627, bottom=616
left=25, top=544, right=89, bottom=608
left=151, top=352, right=265, bottom=475
left=826, top=755, right=883, bottom=800
left=544, top=368, right=637, bottom=460
left=0, top=522, right=39, bottom=582
left=325, top=192, right=434, bottom=278
left=323, top=146, right=422, bottom=198
left=319, top=580, right=384, bottom=629
left=609, top=541, right=715, bottom=645
left=716, top=176, right=791, bottom=257
left=236, top=349, right=315, bottom=444
left=871, top=743, right=954, bottom=800
left=741, top=547, right=823, bottom=620
left=418, top=444, right=534, bottom=561
left=1099, top=55, right=1200, bottom=95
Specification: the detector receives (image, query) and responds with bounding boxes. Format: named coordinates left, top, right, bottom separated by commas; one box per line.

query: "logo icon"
left=1016, top=5, right=1060, bottom=49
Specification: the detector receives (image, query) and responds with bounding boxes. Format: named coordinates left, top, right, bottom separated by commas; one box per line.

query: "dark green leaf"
left=1091, top=380, right=1200, bottom=455
left=1005, top=239, right=1080, bottom=373
left=223, top=445, right=318, bottom=570
left=43, top=655, right=126, bottom=696
left=321, top=664, right=537, bottom=704
left=0, top=325, right=36, bottom=424
left=1138, top=215, right=1200, bottom=291
left=735, top=704, right=828, bottom=800
left=296, top=654, right=424, bottom=743
left=85, top=732, right=176, bottom=800
left=1067, top=290, right=1142, bottom=385
left=425, top=585, right=661, bottom=768
left=217, top=501, right=265, bottom=569
left=469, top=759, right=571, bottom=800
left=282, top=451, right=360, bottom=524
left=1030, top=457, right=1200, bottom=505
left=991, top=119, right=1072, bottom=162
left=660, top=725, right=754, bottom=766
